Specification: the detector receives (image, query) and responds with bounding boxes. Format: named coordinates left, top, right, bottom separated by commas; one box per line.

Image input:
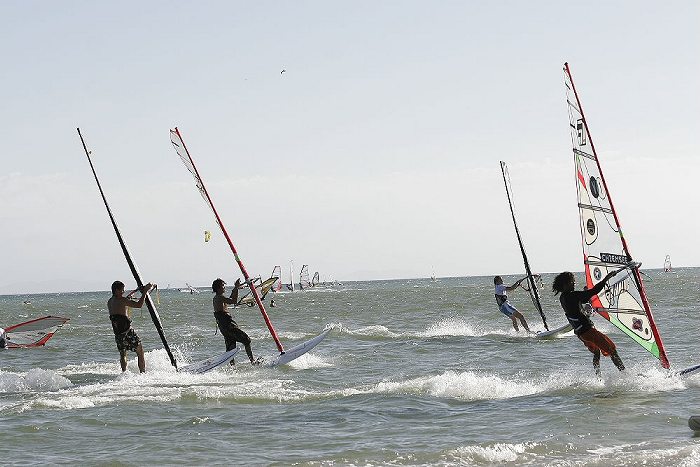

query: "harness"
left=109, top=314, right=131, bottom=336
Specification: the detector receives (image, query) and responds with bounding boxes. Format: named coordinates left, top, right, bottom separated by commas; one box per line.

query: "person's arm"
left=505, top=277, right=526, bottom=292
left=231, top=279, right=242, bottom=304
left=128, top=283, right=154, bottom=308
left=582, top=270, right=620, bottom=301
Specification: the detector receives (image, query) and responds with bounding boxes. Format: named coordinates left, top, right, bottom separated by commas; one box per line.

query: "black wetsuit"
left=559, top=280, right=606, bottom=336
left=213, top=311, right=252, bottom=353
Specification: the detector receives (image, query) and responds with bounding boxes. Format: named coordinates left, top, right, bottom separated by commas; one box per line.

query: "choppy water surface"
left=1, top=269, right=699, bottom=465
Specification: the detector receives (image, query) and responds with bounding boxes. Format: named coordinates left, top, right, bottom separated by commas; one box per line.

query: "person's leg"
left=234, top=328, right=255, bottom=363
left=510, top=316, right=519, bottom=332
left=136, top=343, right=146, bottom=373
left=592, top=349, right=601, bottom=376
left=610, top=350, right=625, bottom=371
left=514, top=311, right=530, bottom=332
left=119, top=350, right=128, bottom=372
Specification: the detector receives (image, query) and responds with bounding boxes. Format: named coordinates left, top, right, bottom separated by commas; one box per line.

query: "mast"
left=290, top=260, right=294, bottom=292
left=77, top=128, right=178, bottom=369
left=564, top=63, right=669, bottom=368
left=499, top=161, right=549, bottom=330
left=170, top=128, right=284, bottom=353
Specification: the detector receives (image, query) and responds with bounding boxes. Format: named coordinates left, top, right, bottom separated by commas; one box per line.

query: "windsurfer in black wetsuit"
left=552, top=270, right=625, bottom=375
left=212, top=278, right=258, bottom=365
left=107, top=280, right=154, bottom=373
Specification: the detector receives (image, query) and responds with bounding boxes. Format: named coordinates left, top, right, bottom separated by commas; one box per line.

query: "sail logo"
left=632, top=317, right=643, bottom=331
left=589, top=177, right=600, bottom=198
left=586, top=219, right=596, bottom=235
left=577, top=119, right=587, bottom=146
left=600, top=252, right=628, bottom=265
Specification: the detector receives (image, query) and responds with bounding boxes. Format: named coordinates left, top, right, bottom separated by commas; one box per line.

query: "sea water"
left=1, top=269, right=699, bottom=465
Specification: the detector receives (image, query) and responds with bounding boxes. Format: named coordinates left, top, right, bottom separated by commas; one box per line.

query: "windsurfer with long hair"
left=552, top=270, right=625, bottom=375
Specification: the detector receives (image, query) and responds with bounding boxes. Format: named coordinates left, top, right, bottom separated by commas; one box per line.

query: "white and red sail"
left=564, top=63, right=669, bottom=368
left=5, top=316, right=69, bottom=348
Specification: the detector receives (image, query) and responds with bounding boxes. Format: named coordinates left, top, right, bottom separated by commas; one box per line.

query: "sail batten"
left=563, top=64, right=669, bottom=368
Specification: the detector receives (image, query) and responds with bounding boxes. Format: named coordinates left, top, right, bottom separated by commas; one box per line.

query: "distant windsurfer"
left=212, top=278, right=258, bottom=365
left=493, top=276, right=531, bottom=333
left=108, top=280, right=153, bottom=373
left=552, top=270, right=625, bottom=375
left=0, top=327, right=6, bottom=349
left=270, top=298, right=276, bottom=308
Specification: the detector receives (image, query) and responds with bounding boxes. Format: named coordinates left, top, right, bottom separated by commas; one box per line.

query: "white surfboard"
left=180, top=348, right=240, bottom=374
left=535, top=322, right=573, bottom=340
left=262, top=329, right=331, bottom=366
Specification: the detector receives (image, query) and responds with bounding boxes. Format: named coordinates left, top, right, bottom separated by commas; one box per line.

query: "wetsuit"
left=213, top=311, right=252, bottom=354
left=560, top=280, right=616, bottom=356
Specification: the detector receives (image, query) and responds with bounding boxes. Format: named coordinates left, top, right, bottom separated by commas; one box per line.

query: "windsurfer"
left=494, top=276, right=531, bottom=333
left=552, top=270, right=625, bottom=375
left=212, top=278, right=258, bottom=365
left=0, top=327, right=6, bottom=349
left=108, top=280, right=153, bottom=373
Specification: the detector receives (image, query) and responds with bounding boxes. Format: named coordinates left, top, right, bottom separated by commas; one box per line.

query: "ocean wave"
left=0, top=368, right=73, bottom=393
left=449, top=442, right=539, bottom=463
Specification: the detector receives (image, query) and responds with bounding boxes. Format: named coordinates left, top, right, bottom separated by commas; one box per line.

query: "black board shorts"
left=218, top=323, right=251, bottom=352
left=114, top=328, right=141, bottom=353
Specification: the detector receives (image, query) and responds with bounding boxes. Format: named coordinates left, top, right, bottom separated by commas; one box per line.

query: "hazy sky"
left=1, top=1, right=698, bottom=294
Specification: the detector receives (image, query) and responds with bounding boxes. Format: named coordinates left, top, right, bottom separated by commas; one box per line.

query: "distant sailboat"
left=299, top=265, right=311, bottom=289
left=663, top=255, right=672, bottom=272
left=179, top=283, right=200, bottom=294
left=271, top=265, right=282, bottom=292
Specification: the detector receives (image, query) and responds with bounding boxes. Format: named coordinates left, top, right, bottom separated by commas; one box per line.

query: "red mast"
left=170, top=128, right=284, bottom=353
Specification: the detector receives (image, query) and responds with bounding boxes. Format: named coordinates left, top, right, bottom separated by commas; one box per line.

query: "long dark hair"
left=552, top=272, right=574, bottom=295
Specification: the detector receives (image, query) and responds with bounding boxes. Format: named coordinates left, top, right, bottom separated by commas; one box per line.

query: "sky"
left=0, top=1, right=698, bottom=294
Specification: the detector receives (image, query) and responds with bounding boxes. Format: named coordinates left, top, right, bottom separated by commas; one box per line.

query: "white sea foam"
left=286, top=353, right=333, bottom=370
left=419, top=317, right=512, bottom=337
left=0, top=369, right=72, bottom=393
left=327, top=322, right=400, bottom=338
left=450, top=442, right=538, bottom=463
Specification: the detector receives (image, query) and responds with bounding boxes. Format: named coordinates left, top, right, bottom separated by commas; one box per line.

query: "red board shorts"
left=578, top=328, right=616, bottom=356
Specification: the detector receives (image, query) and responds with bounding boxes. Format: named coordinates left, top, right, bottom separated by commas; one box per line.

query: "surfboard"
left=689, top=416, right=700, bottom=431
left=535, top=322, right=573, bottom=340
left=262, top=329, right=331, bottom=366
left=678, top=363, right=700, bottom=377
left=180, top=348, right=239, bottom=374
